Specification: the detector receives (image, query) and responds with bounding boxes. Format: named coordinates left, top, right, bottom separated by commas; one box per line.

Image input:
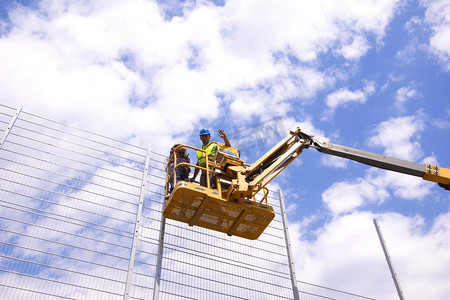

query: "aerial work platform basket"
left=163, top=144, right=275, bottom=240
left=164, top=181, right=274, bottom=239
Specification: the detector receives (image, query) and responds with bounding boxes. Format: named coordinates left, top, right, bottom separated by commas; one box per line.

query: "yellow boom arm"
left=214, top=125, right=450, bottom=198
left=163, top=125, right=448, bottom=240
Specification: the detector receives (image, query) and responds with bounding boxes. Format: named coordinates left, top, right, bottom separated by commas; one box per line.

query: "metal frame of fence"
left=0, top=104, right=374, bottom=300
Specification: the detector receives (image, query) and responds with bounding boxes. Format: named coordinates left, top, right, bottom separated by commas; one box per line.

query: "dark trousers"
left=200, top=170, right=217, bottom=189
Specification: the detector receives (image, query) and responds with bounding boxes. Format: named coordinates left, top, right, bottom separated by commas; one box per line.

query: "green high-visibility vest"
left=196, top=142, right=218, bottom=167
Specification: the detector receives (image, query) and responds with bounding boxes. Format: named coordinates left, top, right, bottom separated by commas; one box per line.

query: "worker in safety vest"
left=190, top=128, right=230, bottom=188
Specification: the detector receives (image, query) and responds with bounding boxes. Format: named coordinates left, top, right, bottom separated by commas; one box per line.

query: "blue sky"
left=0, top=0, right=449, bottom=299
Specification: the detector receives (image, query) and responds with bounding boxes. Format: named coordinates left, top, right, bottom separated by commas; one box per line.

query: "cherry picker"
left=164, top=126, right=450, bottom=240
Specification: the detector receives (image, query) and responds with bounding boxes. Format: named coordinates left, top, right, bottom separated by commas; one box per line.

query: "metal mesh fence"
left=0, top=104, right=374, bottom=300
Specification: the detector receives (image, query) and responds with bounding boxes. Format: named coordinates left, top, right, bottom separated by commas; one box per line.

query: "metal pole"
left=373, top=218, right=406, bottom=300
left=152, top=213, right=166, bottom=300
left=124, top=147, right=151, bottom=300
left=278, top=189, right=300, bottom=300
left=0, top=106, right=22, bottom=150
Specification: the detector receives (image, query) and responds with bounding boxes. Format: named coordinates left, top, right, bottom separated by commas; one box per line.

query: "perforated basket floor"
left=163, top=182, right=275, bottom=240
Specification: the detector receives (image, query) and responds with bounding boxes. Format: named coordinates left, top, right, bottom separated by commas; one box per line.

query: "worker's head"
left=170, top=142, right=185, bottom=154
left=199, top=128, right=210, bottom=144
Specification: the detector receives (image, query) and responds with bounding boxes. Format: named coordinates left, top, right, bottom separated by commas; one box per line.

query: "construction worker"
left=190, top=128, right=230, bottom=188
left=168, top=143, right=190, bottom=192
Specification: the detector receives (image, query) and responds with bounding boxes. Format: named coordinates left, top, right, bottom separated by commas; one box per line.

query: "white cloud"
left=322, top=177, right=389, bottom=214
left=336, top=35, right=370, bottom=60
left=326, top=88, right=367, bottom=110
left=396, top=16, right=426, bottom=64
left=368, top=115, right=425, bottom=161
left=395, top=86, right=418, bottom=103
left=404, top=16, right=423, bottom=34
left=322, top=80, right=376, bottom=119
left=423, top=0, right=450, bottom=70
left=394, top=85, right=420, bottom=111
left=291, top=211, right=450, bottom=299
left=322, top=169, right=432, bottom=216
left=383, top=169, right=434, bottom=199
left=395, top=42, right=419, bottom=64
left=0, top=0, right=404, bottom=152
left=320, top=155, right=349, bottom=168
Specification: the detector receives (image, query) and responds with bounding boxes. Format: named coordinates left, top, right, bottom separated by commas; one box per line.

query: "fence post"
left=152, top=213, right=166, bottom=300
left=373, top=219, right=406, bottom=300
left=124, top=147, right=151, bottom=299
left=0, top=106, right=22, bottom=150
left=278, top=189, right=300, bottom=300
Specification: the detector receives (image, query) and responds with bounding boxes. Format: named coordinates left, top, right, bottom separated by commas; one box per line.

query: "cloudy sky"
left=1, top=0, right=449, bottom=299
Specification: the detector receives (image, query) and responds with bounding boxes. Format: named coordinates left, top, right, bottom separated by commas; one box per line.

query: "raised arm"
left=218, top=129, right=230, bottom=146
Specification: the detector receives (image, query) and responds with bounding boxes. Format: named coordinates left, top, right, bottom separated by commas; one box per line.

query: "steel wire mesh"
left=0, top=104, right=374, bottom=300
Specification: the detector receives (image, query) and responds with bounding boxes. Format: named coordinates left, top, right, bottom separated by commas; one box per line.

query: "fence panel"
left=0, top=106, right=147, bottom=299
left=0, top=104, right=374, bottom=300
